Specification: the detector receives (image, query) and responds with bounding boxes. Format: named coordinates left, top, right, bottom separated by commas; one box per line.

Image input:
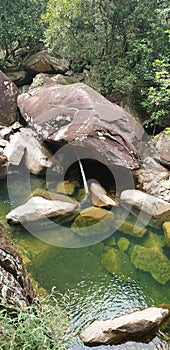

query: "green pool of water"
left=1, top=177, right=170, bottom=349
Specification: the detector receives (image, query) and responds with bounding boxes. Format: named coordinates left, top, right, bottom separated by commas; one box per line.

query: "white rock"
left=90, top=182, right=118, bottom=207
left=4, top=128, right=53, bottom=175
left=6, top=196, right=80, bottom=224
left=120, top=189, right=170, bottom=221
left=80, top=307, right=169, bottom=346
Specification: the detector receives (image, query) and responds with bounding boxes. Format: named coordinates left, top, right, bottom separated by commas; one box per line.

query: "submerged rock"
left=17, top=81, right=143, bottom=170
left=162, top=222, right=170, bottom=247
left=0, top=221, right=34, bottom=308
left=120, top=189, right=170, bottom=221
left=115, top=218, right=147, bottom=238
left=71, top=207, right=114, bottom=236
left=6, top=196, right=80, bottom=224
left=130, top=245, right=170, bottom=285
left=101, top=247, right=137, bottom=281
left=79, top=307, right=169, bottom=346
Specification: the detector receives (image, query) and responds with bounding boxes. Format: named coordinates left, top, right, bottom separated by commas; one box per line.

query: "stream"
left=0, top=176, right=170, bottom=350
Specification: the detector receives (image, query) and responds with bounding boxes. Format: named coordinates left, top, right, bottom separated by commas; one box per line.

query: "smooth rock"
left=17, top=81, right=143, bottom=169
left=0, top=70, right=19, bottom=126
left=80, top=307, right=169, bottom=346
left=120, top=189, right=170, bottom=221
left=90, top=182, right=118, bottom=207
left=4, top=128, right=53, bottom=175
left=0, top=221, right=34, bottom=308
left=6, top=196, right=80, bottom=224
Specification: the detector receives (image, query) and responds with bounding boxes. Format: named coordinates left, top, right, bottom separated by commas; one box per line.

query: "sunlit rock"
left=71, top=207, right=114, bottom=236
left=6, top=196, right=80, bottom=224
left=130, top=245, right=170, bottom=285
left=80, top=307, right=169, bottom=346
left=90, top=182, right=118, bottom=207
left=3, top=128, right=54, bottom=175
left=120, top=189, right=170, bottom=221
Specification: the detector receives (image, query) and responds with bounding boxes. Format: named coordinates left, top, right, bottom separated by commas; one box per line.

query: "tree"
left=0, top=0, right=46, bottom=61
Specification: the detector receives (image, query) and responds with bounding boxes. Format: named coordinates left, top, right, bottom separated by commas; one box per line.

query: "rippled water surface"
left=0, top=178, right=170, bottom=349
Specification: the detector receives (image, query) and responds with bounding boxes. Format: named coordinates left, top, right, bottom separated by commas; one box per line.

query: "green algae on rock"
left=143, top=231, right=165, bottom=250
left=162, top=222, right=170, bottom=247
left=117, top=237, right=130, bottom=252
left=130, top=245, right=170, bottom=285
left=115, top=219, right=147, bottom=238
left=56, top=180, right=80, bottom=196
left=71, top=207, right=114, bottom=236
left=101, top=247, right=137, bottom=281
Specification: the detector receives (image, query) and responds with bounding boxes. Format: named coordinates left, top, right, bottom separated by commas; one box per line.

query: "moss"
left=143, top=231, right=165, bottom=250
left=101, top=247, right=137, bottom=281
left=71, top=207, right=114, bottom=236
left=56, top=180, right=79, bottom=196
left=162, top=222, right=170, bottom=247
left=130, top=245, right=170, bottom=285
left=115, top=219, right=147, bottom=238
left=117, top=237, right=130, bottom=252
left=76, top=188, right=86, bottom=201
left=104, top=235, right=116, bottom=247
left=164, top=128, right=170, bottom=139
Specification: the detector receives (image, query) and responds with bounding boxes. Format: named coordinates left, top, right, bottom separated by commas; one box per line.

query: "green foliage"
left=42, top=0, right=170, bottom=126
left=142, top=59, right=170, bottom=127
left=0, top=1, right=46, bottom=60
left=0, top=293, right=71, bottom=350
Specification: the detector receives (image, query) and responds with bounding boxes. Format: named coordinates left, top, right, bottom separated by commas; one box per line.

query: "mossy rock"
left=143, top=231, right=165, bottom=250
left=76, top=188, right=86, bottom=201
left=162, top=222, right=170, bottom=247
left=56, top=180, right=79, bottom=196
left=104, top=235, right=116, bottom=247
left=117, top=237, right=130, bottom=252
left=30, top=188, right=78, bottom=205
left=101, top=247, right=137, bottom=281
left=71, top=207, right=114, bottom=236
left=115, top=219, right=147, bottom=238
left=130, top=245, right=170, bottom=285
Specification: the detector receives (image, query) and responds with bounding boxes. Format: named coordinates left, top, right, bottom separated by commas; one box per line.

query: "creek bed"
left=0, top=177, right=170, bottom=350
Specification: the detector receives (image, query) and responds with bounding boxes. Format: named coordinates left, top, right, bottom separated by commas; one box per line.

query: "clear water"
left=1, top=177, right=170, bottom=350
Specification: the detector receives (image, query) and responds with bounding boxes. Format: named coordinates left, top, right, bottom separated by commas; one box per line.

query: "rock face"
left=80, top=307, right=169, bottom=346
left=23, top=50, right=69, bottom=74
left=0, top=221, right=34, bottom=308
left=120, top=189, right=170, bottom=221
left=134, top=157, right=170, bottom=202
left=6, top=196, right=80, bottom=224
left=0, top=154, right=8, bottom=179
left=3, top=128, right=54, bottom=175
left=17, top=81, right=144, bottom=169
left=0, top=70, right=19, bottom=126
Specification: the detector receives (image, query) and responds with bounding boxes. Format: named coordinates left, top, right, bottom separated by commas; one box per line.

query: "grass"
left=0, top=291, right=73, bottom=350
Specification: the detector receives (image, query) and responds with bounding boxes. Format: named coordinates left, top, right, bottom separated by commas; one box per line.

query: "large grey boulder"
left=80, top=307, right=169, bottom=346
left=6, top=196, right=80, bottom=224
left=0, top=70, right=19, bottom=126
left=120, top=189, right=170, bottom=221
left=0, top=221, right=34, bottom=308
left=3, top=128, right=54, bottom=175
left=17, top=81, right=144, bottom=170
